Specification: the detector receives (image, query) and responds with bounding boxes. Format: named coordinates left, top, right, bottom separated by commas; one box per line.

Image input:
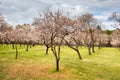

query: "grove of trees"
left=0, top=8, right=120, bottom=71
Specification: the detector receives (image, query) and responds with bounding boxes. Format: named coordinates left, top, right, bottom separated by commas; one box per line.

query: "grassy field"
left=0, top=44, right=120, bottom=80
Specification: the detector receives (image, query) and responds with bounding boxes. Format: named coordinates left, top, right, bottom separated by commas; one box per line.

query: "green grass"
left=0, top=45, right=120, bottom=80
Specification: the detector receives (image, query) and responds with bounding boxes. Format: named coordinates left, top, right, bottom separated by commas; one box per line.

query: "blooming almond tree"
left=22, top=24, right=32, bottom=51
left=109, top=12, right=120, bottom=29
left=33, top=19, right=52, bottom=54
left=10, top=24, right=26, bottom=59
left=109, top=12, right=120, bottom=50
left=111, top=29, right=120, bottom=50
left=78, top=13, right=98, bottom=54
left=94, top=28, right=109, bottom=49
left=33, top=9, right=70, bottom=71
left=64, top=19, right=83, bottom=60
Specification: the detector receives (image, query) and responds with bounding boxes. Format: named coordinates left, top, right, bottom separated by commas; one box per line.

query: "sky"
left=0, top=0, right=120, bottom=29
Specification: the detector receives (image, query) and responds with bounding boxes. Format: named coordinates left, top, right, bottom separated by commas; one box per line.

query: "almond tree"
left=0, top=14, right=13, bottom=46
left=22, top=24, right=32, bottom=51
left=0, top=14, right=9, bottom=32
left=78, top=13, right=98, bottom=54
left=13, top=26, right=23, bottom=59
left=33, top=9, right=70, bottom=71
left=82, top=31, right=92, bottom=55
left=111, top=29, right=120, bottom=50
left=94, top=29, right=109, bottom=49
left=109, top=12, right=120, bottom=50
left=10, top=24, right=27, bottom=59
left=33, top=18, right=52, bottom=54
left=109, top=12, right=120, bottom=29
left=0, top=32, right=4, bottom=46
left=64, top=19, right=83, bottom=59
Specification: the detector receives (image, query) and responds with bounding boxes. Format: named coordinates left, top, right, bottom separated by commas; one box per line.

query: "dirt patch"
left=6, top=64, right=53, bottom=79
left=6, top=63, right=75, bottom=80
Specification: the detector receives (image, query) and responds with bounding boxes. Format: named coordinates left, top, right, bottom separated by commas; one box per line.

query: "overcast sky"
left=0, top=0, right=120, bottom=29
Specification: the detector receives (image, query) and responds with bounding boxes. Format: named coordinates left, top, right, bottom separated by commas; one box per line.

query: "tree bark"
left=32, top=44, right=35, bottom=47
left=76, top=49, right=82, bottom=60
left=0, top=43, right=3, bottom=47
left=46, top=46, right=49, bottom=55
left=12, top=44, right=14, bottom=49
left=0, top=43, right=2, bottom=47
left=15, top=45, right=18, bottom=59
left=26, top=44, right=29, bottom=51
left=56, top=58, right=60, bottom=71
left=88, top=46, right=91, bottom=55
left=92, top=42, right=95, bottom=53
left=30, top=45, right=32, bottom=48
left=51, top=46, right=61, bottom=71
left=118, top=45, right=120, bottom=51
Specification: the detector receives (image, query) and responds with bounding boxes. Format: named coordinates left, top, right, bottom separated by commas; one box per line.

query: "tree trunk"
left=0, top=43, right=1, bottom=47
left=32, top=44, right=35, bottom=47
left=20, top=44, right=22, bottom=47
left=92, top=43, right=95, bottom=53
left=98, top=43, right=101, bottom=50
left=51, top=46, right=60, bottom=71
left=26, top=44, right=29, bottom=51
left=12, top=44, right=14, bottom=49
left=46, top=46, right=49, bottom=55
left=88, top=46, right=91, bottom=55
left=98, top=45, right=100, bottom=50
left=56, top=59, right=60, bottom=71
left=0, top=43, right=3, bottom=47
left=76, top=49, right=82, bottom=60
left=15, top=45, right=18, bottom=59
left=30, top=45, right=32, bottom=48
left=118, top=45, right=120, bottom=51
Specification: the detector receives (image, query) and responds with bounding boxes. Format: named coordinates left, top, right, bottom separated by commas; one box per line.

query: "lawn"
left=0, top=44, right=120, bottom=80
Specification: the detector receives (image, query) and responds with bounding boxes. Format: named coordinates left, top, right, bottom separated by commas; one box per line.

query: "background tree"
left=111, top=29, right=120, bottom=50
left=33, top=14, right=52, bottom=54
left=0, top=13, right=13, bottom=46
left=82, top=31, right=92, bottom=55
left=78, top=13, right=98, bottom=54
left=109, top=12, right=120, bottom=29
left=94, top=29, right=109, bottom=49
left=109, top=12, right=120, bottom=50
left=64, top=18, right=83, bottom=60
left=22, top=24, right=32, bottom=51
